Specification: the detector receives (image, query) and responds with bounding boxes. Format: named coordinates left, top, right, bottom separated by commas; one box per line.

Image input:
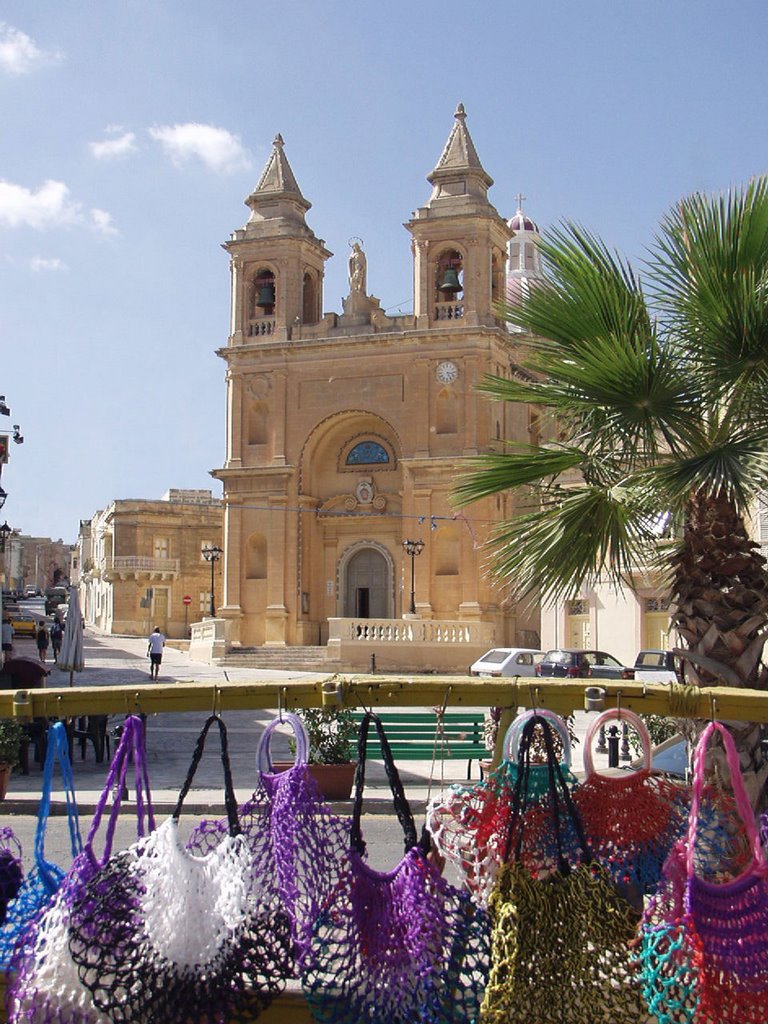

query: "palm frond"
left=650, top=176, right=768, bottom=410
left=485, top=485, right=661, bottom=605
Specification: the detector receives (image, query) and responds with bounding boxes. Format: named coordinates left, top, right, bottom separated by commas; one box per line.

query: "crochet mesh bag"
left=639, top=721, right=768, bottom=1024
left=481, top=715, right=646, bottom=1024
left=573, top=708, right=689, bottom=908
left=66, top=714, right=293, bottom=1024
left=7, top=714, right=155, bottom=1024
left=427, top=708, right=577, bottom=905
left=0, top=826, right=23, bottom=927
left=300, top=710, right=490, bottom=1024
left=187, top=711, right=350, bottom=971
left=0, top=721, right=82, bottom=970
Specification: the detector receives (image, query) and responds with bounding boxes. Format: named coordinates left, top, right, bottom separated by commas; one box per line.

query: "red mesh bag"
left=427, top=708, right=577, bottom=904
left=573, top=708, right=690, bottom=908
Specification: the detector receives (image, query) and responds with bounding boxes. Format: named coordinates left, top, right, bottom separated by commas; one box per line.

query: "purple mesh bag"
left=65, top=714, right=293, bottom=1024
left=639, top=721, right=768, bottom=1024
left=300, top=711, right=490, bottom=1024
left=187, top=711, right=350, bottom=972
left=7, top=714, right=154, bottom=1024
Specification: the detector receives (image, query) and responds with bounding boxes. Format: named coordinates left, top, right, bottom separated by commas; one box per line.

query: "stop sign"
left=183, top=595, right=192, bottom=606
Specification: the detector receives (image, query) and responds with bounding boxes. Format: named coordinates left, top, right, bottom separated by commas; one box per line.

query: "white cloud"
left=0, top=23, right=62, bottom=75
left=149, top=122, right=252, bottom=174
left=89, top=131, right=138, bottom=161
left=30, top=257, right=66, bottom=272
left=0, top=179, right=118, bottom=236
left=90, top=208, right=118, bottom=237
left=0, top=180, right=81, bottom=229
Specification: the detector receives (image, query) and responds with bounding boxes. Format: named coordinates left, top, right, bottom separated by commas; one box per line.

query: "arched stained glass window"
left=346, top=441, right=390, bottom=465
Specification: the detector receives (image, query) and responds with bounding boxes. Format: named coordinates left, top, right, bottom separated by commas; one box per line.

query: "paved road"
left=0, top=626, right=615, bottom=879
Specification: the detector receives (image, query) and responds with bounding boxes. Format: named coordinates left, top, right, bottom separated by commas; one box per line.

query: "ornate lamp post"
left=402, top=539, right=425, bottom=616
left=201, top=545, right=223, bottom=618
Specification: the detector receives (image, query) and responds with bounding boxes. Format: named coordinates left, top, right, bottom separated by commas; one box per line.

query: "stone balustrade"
left=434, top=300, right=464, bottom=321
left=103, top=556, right=180, bottom=579
left=328, top=617, right=492, bottom=645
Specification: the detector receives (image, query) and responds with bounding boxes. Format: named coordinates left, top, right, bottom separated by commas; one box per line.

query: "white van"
left=470, top=648, right=545, bottom=678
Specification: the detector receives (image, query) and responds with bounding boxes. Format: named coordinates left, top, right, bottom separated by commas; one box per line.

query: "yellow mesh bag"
left=482, top=861, right=646, bottom=1024
left=480, top=715, right=648, bottom=1024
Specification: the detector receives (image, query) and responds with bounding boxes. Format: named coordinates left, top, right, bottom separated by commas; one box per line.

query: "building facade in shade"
left=1, top=534, right=73, bottom=593
left=212, top=105, right=542, bottom=659
left=78, top=490, right=223, bottom=638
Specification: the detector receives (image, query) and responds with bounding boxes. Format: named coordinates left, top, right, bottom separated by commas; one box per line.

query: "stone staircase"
left=222, top=645, right=339, bottom=673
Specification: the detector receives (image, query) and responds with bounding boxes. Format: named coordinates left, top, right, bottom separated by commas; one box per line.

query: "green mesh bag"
left=480, top=715, right=647, bottom=1024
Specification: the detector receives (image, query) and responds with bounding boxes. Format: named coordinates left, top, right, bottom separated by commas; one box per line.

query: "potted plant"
left=275, top=706, right=358, bottom=801
left=0, top=718, right=24, bottom=800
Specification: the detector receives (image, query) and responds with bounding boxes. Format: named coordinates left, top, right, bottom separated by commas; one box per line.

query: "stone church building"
left=210, top=105, right=543, bottom=670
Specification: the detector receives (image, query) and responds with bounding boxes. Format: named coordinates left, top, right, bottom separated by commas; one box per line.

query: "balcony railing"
left=104, top=556, right=180, bottom=577
left=434, top=301, right=464, bottom=321
left=247, top=318, right=275, bottom=337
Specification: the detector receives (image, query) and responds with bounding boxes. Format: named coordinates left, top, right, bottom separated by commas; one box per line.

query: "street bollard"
left=607, top=724, right=620, bottom=768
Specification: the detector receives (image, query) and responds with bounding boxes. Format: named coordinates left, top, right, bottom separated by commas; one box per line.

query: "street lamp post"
left=402, top=539, right=425, bottom=616
left=201, top=545, right=223, bottom=618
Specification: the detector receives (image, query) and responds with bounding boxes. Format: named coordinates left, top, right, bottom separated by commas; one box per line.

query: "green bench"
left=351, top=710, right=488, bottom=778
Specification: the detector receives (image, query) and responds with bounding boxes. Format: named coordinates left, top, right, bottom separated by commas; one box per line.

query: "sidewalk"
left=2, top=630, right=614, bottom=813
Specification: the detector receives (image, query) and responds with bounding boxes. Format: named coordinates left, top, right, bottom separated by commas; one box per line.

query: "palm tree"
left=456, top=178, right=768, bottom=806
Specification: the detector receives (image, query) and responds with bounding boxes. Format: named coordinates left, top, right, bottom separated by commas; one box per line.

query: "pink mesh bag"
left=300, top=711, right=490, bottom=1024
left=7, top=714, right=154, bottom=1024
left=639, top=721, right=768, bottom=1023
left=187, top=711, right=350, bottom=972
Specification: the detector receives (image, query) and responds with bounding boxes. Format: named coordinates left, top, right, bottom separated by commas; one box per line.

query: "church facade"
left=211, top=106, right=541, bottom=665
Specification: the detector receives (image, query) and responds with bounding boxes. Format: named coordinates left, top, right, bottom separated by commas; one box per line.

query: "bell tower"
left=224, top=134, right=332, bottom=344
left=406, top=104, right=512, bottom=329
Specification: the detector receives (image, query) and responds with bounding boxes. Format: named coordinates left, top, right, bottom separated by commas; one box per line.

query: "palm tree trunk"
left=670, top=490, right=768, bottom=810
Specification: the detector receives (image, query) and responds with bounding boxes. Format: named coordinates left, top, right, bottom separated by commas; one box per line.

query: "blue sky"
left=1, top=1, right=767, bottom=542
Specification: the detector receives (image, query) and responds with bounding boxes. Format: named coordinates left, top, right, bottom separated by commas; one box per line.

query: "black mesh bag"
left=67, top=714, right=293, bottom=1024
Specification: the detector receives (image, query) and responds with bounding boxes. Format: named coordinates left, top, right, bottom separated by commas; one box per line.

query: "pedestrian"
left=147, top=626, right=165, bottom=680
left=36, top=623, right=49, bottom=663
left=50, top=617, right=63, bottom=663
left=1, top=617, right=12, bottom=659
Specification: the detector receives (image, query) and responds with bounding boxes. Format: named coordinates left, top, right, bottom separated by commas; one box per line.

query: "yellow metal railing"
left=1, top=673, right=766, bottom=1023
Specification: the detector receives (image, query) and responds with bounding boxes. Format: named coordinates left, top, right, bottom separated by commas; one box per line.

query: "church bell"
left=255, top=282, right=276, bottom=308
left=439, top=267, right=461, bottom=293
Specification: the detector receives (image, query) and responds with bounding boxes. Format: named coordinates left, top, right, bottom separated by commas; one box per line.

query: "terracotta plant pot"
left=271, top=761, right=357, bottom=801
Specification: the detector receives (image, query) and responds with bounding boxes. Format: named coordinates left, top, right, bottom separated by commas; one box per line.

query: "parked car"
left=535, top=648, right=634, bottom=680
left=630, top=733, right=689, bottom=780
left=470, top=648, right=545, bottom=678
left=9, top=613, right=38, bottom=638
left=633, top=650, right=677, bottom=684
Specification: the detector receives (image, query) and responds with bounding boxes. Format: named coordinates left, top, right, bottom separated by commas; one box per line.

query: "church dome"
left=508, top=211, right=539, bottom=234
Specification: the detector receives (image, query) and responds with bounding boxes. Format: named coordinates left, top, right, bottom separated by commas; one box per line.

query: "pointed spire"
left=428, top=103, right=493, bottom=190
left=245, top=133, right=310, bottom=217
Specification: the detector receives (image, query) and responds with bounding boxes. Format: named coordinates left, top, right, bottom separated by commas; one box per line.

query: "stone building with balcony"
left=79, top=489, right=223, bottom=638
left=208, top=105, right=542, bottom=671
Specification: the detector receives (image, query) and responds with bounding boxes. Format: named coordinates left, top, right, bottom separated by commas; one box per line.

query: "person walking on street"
left=36, top=623, right=49, bottom=663
left=147, top=626, right=165, bottom=680
left=50, top=617, right=63, bottom=663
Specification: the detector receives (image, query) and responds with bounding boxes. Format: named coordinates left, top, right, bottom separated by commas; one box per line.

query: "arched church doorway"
left=343, top=547, right=392, bottom=619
